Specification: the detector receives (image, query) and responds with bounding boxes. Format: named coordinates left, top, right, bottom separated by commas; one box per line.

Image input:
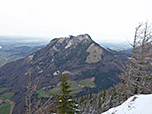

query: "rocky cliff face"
left=0, top=34, right=127, bottom=113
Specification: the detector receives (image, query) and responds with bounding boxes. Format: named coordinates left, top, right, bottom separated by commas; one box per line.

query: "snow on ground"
left=102, top=94, right=152, bottom=114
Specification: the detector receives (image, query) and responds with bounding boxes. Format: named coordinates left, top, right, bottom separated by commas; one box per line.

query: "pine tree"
left=50, top=74, right=79, bottom=114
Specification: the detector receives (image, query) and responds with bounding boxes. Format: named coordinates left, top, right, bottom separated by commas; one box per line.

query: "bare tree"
left=25, top=71, right=53, bottom=114
left=121, top=22, right=152, bottom=95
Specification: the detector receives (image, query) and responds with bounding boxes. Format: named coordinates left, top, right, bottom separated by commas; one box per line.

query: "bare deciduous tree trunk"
left=25, top=71, right=53, bottom=114
left=121, top=22, right=152, bottom=95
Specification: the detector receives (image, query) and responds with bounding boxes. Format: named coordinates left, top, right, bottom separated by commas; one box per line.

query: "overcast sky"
left=0, top=0, right=152, bottom=43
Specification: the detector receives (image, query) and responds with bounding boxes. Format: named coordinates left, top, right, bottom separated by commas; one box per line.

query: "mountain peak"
left=48, top=34, right=93, bottom=50
left=57, top=34, right=92, bottom=41
left=71, top=34, right=92, bottom=40
left=65, top=34, right=92, bottom=49
left=45, top=34, right=104, bottom=64
left=0, top=34, right=127, bottom=114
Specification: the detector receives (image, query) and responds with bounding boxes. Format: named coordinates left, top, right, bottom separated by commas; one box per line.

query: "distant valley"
left=100, top=42, right=131, bottom=51
left=0, top=45, right=44, bottom=67
left=0, top=36, right=47, bottom=67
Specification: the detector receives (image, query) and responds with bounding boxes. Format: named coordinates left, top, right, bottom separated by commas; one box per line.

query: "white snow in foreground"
left=102, top=94, right=152, bottom=114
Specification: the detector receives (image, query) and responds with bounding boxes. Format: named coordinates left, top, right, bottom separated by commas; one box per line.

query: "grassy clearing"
left=78, top=80, right=96, bottom=88
left=0, top=52, right=10, bottom=57
left=0, top=88, right=8, bottom=93
left=69, top=81, right=82, bottom=94
left=0, top=92, right=14, bottom=99
left=70, top=87, right=82, bottom=94
left=0, top=60, right=12, bottom=67
left=0, top=61, right=8, bottom=67
left=48, top=87, right=61, bottom=95
left=0, top=51, right=19, bottom=57
left=0, top=102, right=11, bottom=114
left=37, top=79, right=96, bottom=98
left=37, top=88, right=49, bottom=98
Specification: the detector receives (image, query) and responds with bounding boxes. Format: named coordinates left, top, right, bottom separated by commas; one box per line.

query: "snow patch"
left=53, top=70, right=60, bottom=76
left=102, top=94, right=152, bottom=114
left=62, top=71, right=72, bottom=75
left=0, top=46, right=2, bottom=49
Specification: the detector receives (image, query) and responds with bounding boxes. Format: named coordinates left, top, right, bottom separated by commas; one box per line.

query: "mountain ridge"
left=0, top=34, right=127, bottom=113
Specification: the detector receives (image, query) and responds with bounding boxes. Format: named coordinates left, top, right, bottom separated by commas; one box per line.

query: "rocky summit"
left=0, top=34, right=127, bottom=113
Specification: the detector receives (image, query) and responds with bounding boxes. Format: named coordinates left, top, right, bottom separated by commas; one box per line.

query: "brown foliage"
left=25, top=71, right=53, bottom=114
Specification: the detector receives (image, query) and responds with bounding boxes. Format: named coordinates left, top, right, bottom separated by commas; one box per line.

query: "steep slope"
left=103, top=94, right=152, bottom=114
left=0, top=34, right=127, bottom=113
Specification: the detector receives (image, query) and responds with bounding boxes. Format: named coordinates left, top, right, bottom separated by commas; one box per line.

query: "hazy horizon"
left=1, top=0, right=152, bottom=43
left=0, top=35, right=132, bottom=44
